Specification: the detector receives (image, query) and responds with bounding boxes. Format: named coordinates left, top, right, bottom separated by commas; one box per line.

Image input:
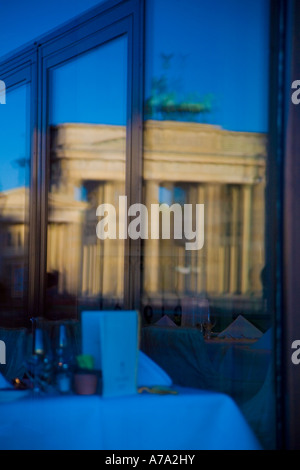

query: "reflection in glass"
left=143, top=165, right=266, bottom=325
left=46, top=36, right=127, bottom=319
left=0, top=0, right=109, bottom=58
left=141, top=0, right=274, bottom=449
left=0, top=84, right=30, bottom=325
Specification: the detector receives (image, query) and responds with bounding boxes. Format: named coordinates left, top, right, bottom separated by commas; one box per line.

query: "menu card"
left=81, top=310, right=139, bottom=397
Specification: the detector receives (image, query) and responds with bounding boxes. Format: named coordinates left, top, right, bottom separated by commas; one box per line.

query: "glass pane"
left=46, top=35, right=127, bottom=319
left=141, top=0, right=275, bottom=449
left=0, top=83, right=30, bottom=326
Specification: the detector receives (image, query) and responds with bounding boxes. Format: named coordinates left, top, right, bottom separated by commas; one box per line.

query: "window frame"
left=0, top=49, right=38, bottom=326
left=1, top=0, right=144, bottom=318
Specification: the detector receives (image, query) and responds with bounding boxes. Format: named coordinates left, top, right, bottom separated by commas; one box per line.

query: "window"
left=0, top=0, right=291, bottom=449
left=140, top=0, right=275, bottom=449
left=0, top=65, right=32, bottom=326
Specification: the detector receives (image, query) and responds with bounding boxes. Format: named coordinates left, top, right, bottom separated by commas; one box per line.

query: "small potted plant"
left=73, top=354, right=99, bottom=395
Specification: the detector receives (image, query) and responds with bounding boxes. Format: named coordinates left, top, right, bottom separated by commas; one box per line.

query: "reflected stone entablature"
left=0, top=120, right=266, bottom=306
left=50, top=120, right=266, bottom=188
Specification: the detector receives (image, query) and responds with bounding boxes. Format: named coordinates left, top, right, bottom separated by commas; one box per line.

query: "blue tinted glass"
left=0, top=85, right=30, bottom=190
left=0, top=83, right=30, bottom=316
left=50, top=37, right=127, bottom=126
left=142, top=0, right=274, bottom=450
left=0, top=0, right=108, bottom=58
left=145, top=0, right=269, bottom=132
left=47, top=36, right=127, bottom=318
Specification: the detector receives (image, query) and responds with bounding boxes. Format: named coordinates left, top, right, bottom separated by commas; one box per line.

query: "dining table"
left=140, top=325, right=271, bottom=402
left=0, top=384, right=261, bottom=450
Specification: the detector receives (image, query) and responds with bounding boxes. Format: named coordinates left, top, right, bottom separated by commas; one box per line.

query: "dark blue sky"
left=0, top=0, right=270, bottom=191
left=50, top=36, right=127, bottom=126
left=145, top=0, right=270, bottom=133
left=0, top=85, right=29, bottom=192
left=0, top=0, right=105, bottom=58
left=0, top=0, right=270, bottom=131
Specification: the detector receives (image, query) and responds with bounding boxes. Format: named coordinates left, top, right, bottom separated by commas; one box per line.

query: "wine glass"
left=52, top=322, right=77, bottom=393
left=202, top=311, right=216, bottom=340
left=23, top=322, right=54, bottom=394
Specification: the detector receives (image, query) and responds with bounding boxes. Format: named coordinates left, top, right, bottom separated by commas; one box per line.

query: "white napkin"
left=250, top=327, right=272, bottom=349
left=218, top=315, right=263, bottom=339
left=0, top=372, right=14, bottom=389
left=154, top=315, right=177, bottom=328
left=137, top=350, right=172, bottom=387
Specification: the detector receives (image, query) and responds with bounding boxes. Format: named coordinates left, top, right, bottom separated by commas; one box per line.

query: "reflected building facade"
left=47, top=123, right=126, bottom=312
left=142, top=120, right=266, bottom=328
left=0, top=187, right=28, bottom=302
left=0, top=120, right=266, bottom=325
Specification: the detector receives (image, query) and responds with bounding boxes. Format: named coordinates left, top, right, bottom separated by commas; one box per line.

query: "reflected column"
left=229, top=185, right=240, bottom=294
left=241, top=184, right=252, bottom=294
left=102, top=182, right=118, bottom=301
left=143, top=180, right=160, bottom=295
left=196, top=184, right=206, bottom=294
left=250, top=179, right=265, bottom=294
left=205, top=184, right=222, bottom=294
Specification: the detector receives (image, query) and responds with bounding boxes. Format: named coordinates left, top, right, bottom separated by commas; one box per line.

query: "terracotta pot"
left=73, top=373, right=98, bottom=395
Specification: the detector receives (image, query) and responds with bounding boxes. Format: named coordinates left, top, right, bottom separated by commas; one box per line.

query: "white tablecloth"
left=0, top=387, right=261, bottom=450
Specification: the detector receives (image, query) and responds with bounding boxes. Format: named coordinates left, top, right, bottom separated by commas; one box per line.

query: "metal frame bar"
left=265, top=0, right=286, bottom=450
left=282, top=0, right=300, bottom=450
left=266, top=0, right=299, bottom=450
